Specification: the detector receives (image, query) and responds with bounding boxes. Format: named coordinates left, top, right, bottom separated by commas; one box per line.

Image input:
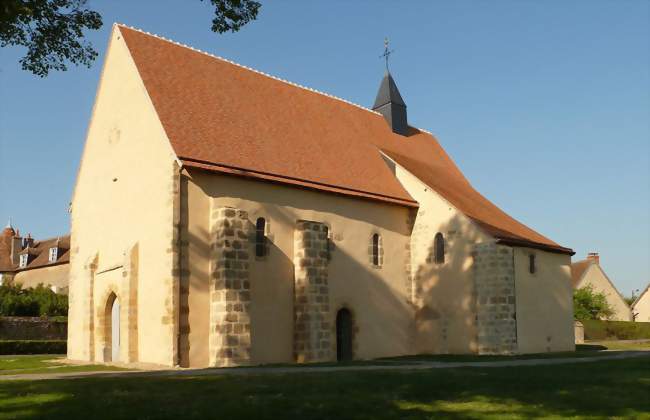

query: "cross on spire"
left=380, top=37, right=394, bottom=72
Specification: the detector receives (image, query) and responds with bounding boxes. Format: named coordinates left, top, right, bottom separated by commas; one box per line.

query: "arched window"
left=255, top=217, right=266, bottom=257
left=529, top=254, right=536, bottom=274
left=434, top=232, right=445, bottom=264
left=372, top=233, right=382, bottom=267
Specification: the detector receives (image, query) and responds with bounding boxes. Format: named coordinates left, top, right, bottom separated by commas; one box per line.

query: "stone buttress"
left=293, top=220, right=331, bottom=363
left=209, top=207, right=252, bottom=367
left=473, top=242, right=517, bottom=354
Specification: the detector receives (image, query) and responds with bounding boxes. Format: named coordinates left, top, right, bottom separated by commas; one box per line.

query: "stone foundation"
left=209, top=207, right=252, bottom=367
left=473, top=242, right=517, bottom=354
left=293, top=220, right=331, bottom=363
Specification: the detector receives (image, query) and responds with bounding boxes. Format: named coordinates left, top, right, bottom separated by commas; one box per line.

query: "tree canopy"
left=0, top=0, right=261, bottom=77
left=573, top=285, right=614, bottom=322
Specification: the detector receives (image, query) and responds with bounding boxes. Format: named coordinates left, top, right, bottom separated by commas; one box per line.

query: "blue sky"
left=0, top=1, right=648, bottom=295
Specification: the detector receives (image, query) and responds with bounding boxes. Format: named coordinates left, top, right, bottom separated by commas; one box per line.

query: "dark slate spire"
left=372, top=72, right=408, bottom=136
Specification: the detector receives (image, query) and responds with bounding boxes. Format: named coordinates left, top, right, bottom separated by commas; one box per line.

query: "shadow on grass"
left=576, top=344, right=608, bottom=352
left=0, top=357, right=648, bottom=419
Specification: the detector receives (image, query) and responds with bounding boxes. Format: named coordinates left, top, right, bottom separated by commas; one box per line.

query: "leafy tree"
left=573, top=285, right=614, bottom=322
left=0, top=0, right=261, bottom=77
left=0, top=283, right=67, bottom=317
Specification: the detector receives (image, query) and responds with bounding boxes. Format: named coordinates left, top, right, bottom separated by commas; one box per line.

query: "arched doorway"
left=336, top=308, right=353, bottom=362
left=105, top=292, right=120, bottom=362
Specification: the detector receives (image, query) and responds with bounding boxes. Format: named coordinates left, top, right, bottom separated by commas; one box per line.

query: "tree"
left=573, top=285, right=614, bottom=322
left=0, top=0, right=261, bottom=77
left=623, top=289, right=640, bottom=307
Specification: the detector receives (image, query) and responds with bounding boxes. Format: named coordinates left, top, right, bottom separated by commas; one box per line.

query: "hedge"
left=0, top=340, right=67, bottom=355
left=583, top=320, right=650, bottom=341
left=0, top=284, right=67, bottom=317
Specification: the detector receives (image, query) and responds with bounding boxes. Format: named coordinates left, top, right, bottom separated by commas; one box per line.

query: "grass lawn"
left=0, top=355, right=129, bottom=376
left=586, top=340, right=650, bottom=351
left=0, top=355, right=648, bottom=419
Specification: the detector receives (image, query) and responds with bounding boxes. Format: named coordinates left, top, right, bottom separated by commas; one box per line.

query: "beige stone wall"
left=576, top=265, right=632, bottom=321
left=12, top=264, right=69, bottom=293
left=632, top=288, right=650, bottom=322
left=67, top=26, right=179, bottom=366
left=181, top=169, right=414, bottom=366
left=385, top=156, right=490, bottom=354
left=514, top=247, right=574, bottom=353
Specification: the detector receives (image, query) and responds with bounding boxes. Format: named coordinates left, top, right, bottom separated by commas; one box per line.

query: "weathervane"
left=380, top=37, right=394, bottom=72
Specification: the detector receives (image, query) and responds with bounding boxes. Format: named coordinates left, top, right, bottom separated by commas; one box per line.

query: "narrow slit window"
left=434, top=233, right=445, bottom=264
left=372, top=233, right=381, bottom=266
left=323, top=226, right=331, bottom=260
left=255, top=217, right=267, bottom=257
left=529, top=254, right=536, bottom=274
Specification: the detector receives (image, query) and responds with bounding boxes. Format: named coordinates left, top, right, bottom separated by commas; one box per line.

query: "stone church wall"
left=385, top=156, right=489, bottom=355
left=514, top=247, right=574, bottom=353
left=182, top=170, right=413, bottom=367
left=67, top=26, right=179, bottom=366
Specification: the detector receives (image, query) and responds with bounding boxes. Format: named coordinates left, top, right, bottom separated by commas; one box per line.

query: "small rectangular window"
left=49, top=247, right=58, bottom=262
left=19, top=254, right=28, bottom=268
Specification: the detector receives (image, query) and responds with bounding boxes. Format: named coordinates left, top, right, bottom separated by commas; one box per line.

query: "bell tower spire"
left=372, top=38, right=408, bottom=136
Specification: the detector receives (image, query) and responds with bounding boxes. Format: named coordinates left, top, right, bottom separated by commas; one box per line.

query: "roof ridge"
left=115, top=23, right=390, bottom=119
left=31, top=234, right=70, bottom=243
left=571, top=259, right=593, bottom=265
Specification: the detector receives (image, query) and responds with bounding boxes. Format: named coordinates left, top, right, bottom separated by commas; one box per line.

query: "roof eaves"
left=494, top=237, right=575, bottom=255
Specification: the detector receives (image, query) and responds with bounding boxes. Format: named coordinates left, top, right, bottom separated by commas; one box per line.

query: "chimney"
left=24, top=233, right=34, bottom=248
left=587, top=252, right=600, bottom=264
left=10, top=232, right=23, bottom=266
left=372, top=72, right=409, bottom=136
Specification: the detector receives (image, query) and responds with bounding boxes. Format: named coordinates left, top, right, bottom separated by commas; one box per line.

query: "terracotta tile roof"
left=571, top=259, right=594, bottom=288
left=118, top=25, right=573, bottom=255
left=0, top=235, right=70, bottom=273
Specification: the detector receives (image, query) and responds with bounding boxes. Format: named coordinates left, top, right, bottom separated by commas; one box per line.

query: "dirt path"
left=2, top=350, right=649, bottom=381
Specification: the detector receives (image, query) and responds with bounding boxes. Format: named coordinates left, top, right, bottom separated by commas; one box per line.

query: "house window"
left=372, top=233, right=382, bottom=267
left=49, top=247, right=58, bottom=262
left=255, top=217, right=267, bottom=257
left=434, top=232, right=445, bottom=264
left=19, top=254, right=28, bottom=268
left=529, top=254, right=536, bottom=274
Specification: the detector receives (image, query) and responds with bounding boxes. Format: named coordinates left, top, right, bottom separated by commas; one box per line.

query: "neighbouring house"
left=0, top=222, right=70, bottom=294
left=571, top=253, right=631, bottom=321
left=631, top=284, right=650, bottom=322
left=67, top=24, right=576, bottom=368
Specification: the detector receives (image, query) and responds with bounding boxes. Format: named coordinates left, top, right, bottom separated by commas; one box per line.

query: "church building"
left=67, top=24, right=575, bottom=368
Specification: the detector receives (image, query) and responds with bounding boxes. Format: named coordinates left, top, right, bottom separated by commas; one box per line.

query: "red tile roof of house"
left=118, top=25, right=572, bottom=255
left=571, top=259, right=594, bottom=288
left=0, top=235, right=70, bottom=273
